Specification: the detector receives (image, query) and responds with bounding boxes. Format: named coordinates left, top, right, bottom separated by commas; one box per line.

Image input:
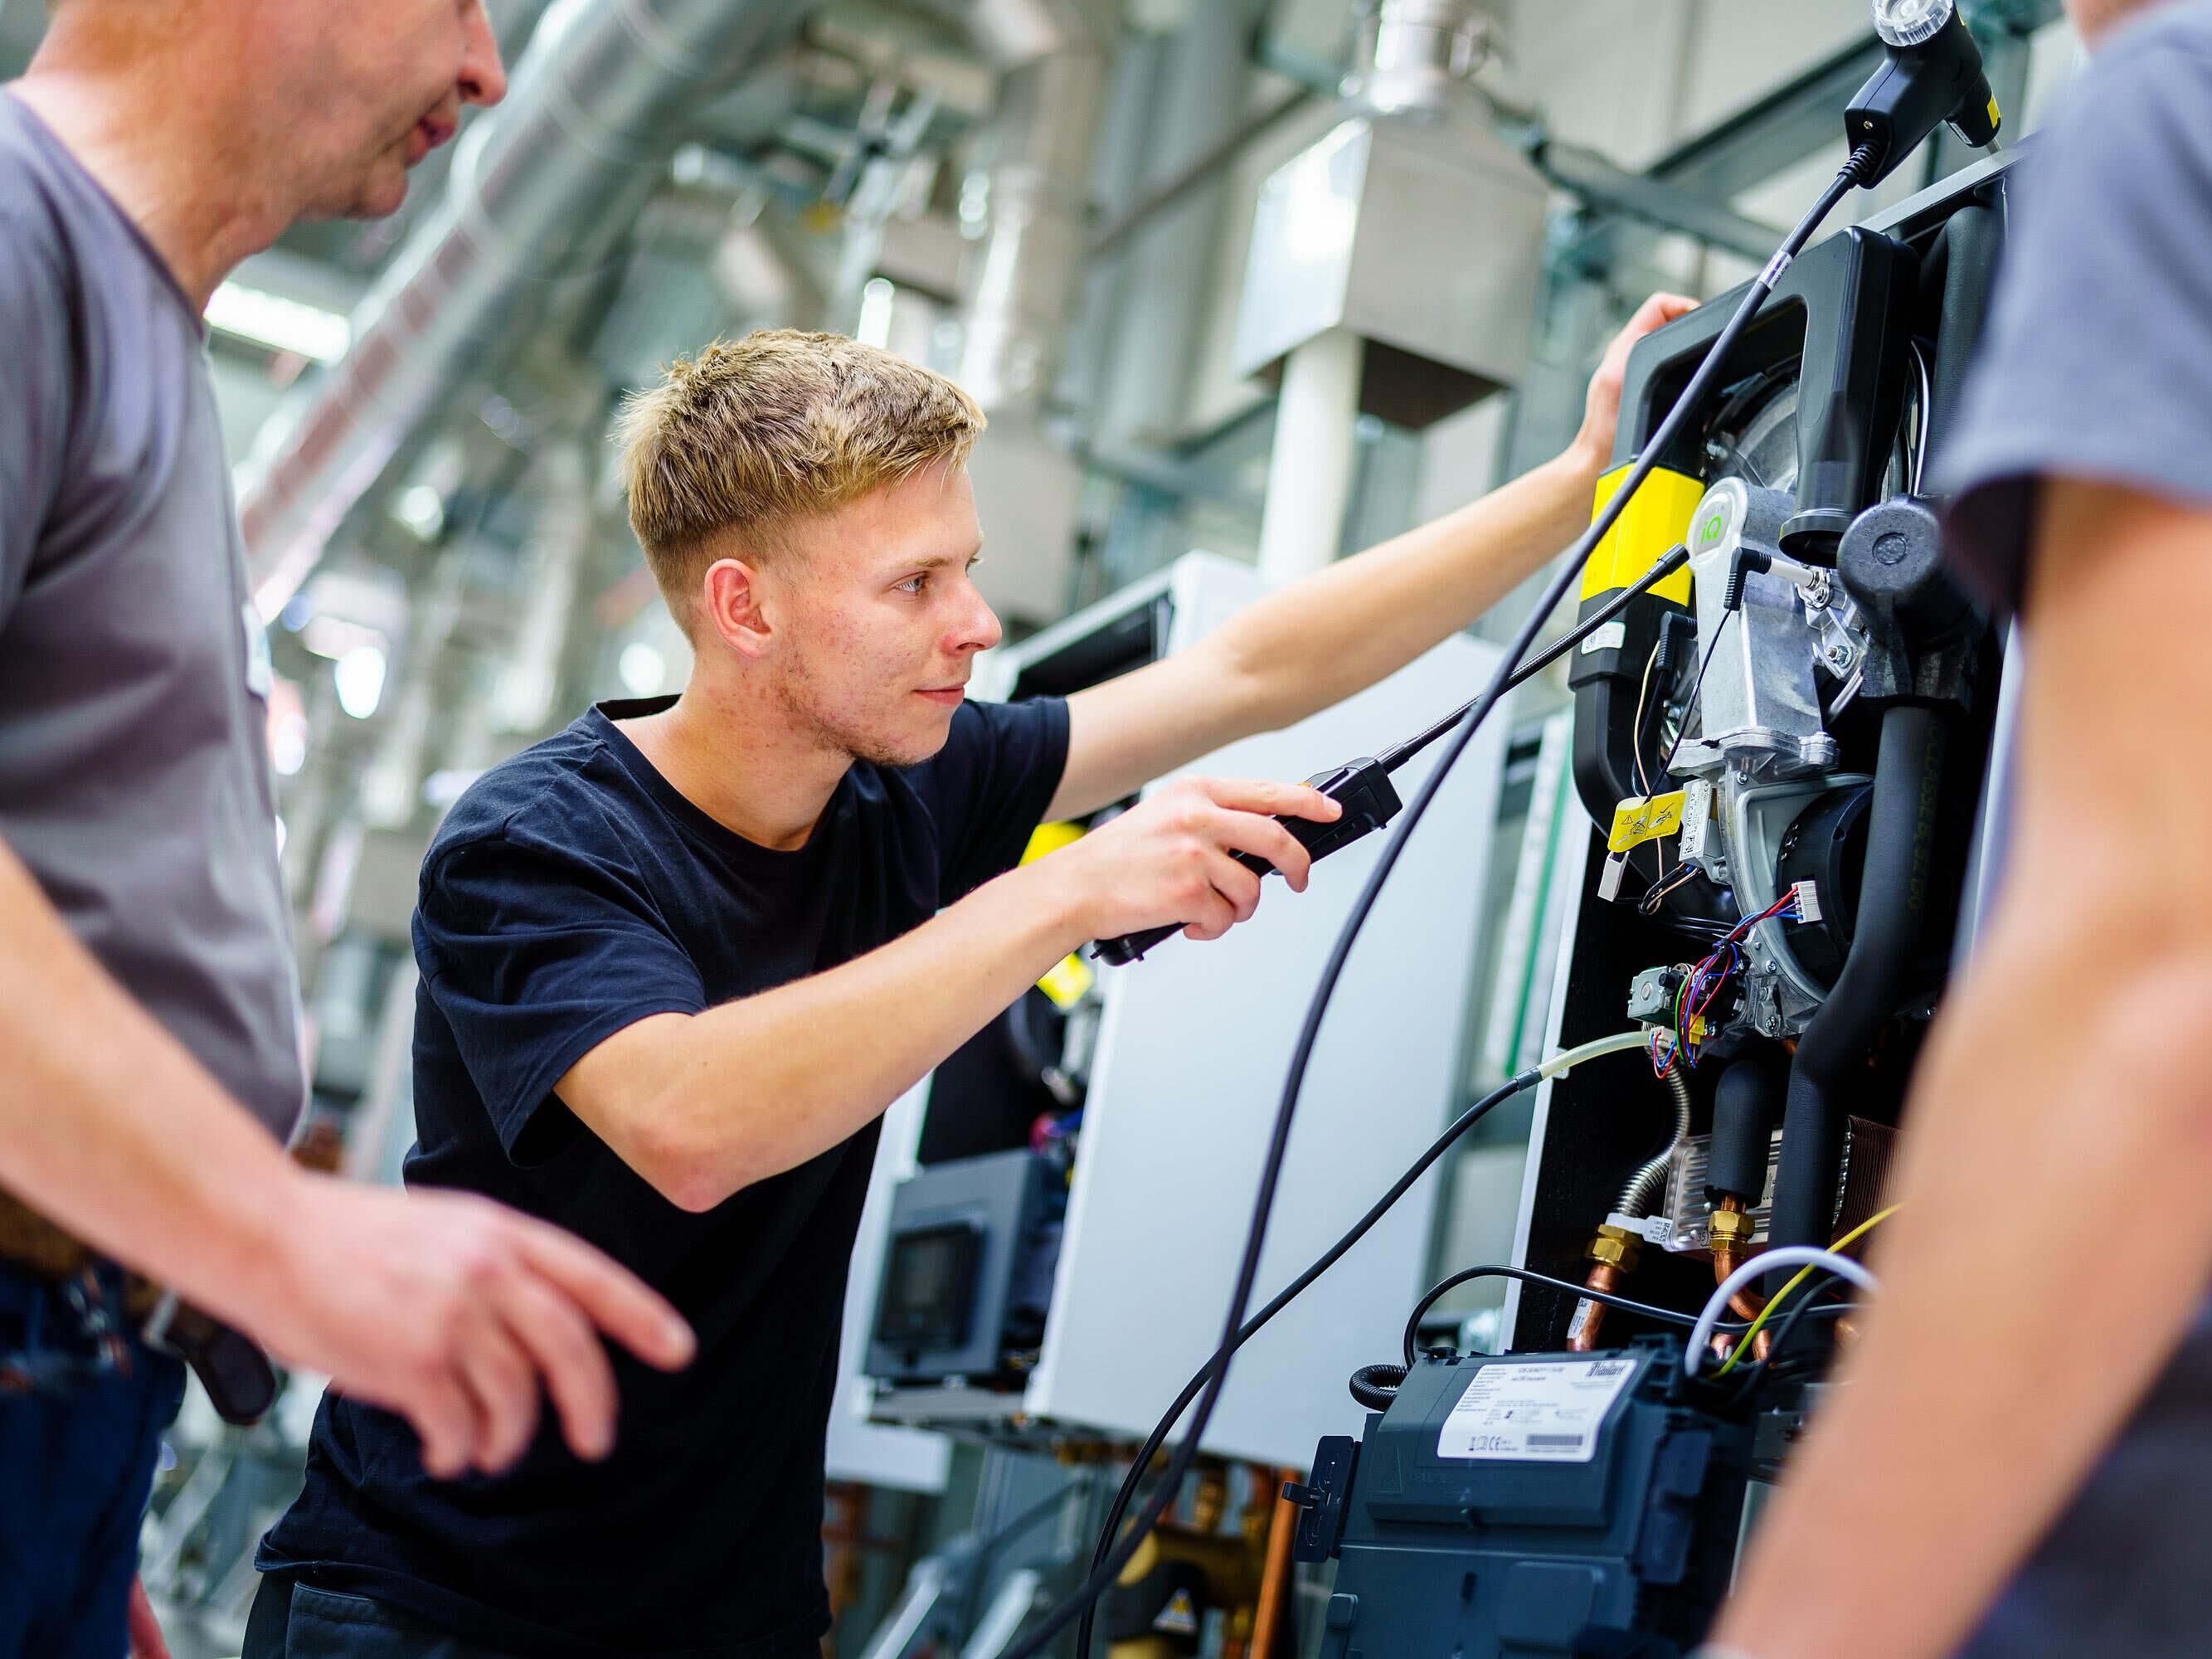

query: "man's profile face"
left=265, top=0, right=508, bottom=221
left=760, top=465, right=1004, bottom=769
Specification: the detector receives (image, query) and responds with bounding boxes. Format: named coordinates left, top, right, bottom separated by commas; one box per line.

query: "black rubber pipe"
left=1923, top=200, right=2001, bottom=474
left=1767, top=703, right=1947, bottom=1287
left=1707, top=1043, right=1790, bottom=1202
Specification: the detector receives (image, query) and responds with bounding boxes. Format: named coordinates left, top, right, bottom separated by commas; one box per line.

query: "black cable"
left=1378, top=543, right=1688, bottom=774
left=1657, top=609, right=1733, bottom=779
left=1067, top=1068, right=1547, bottom=1659
left=1391, top=1264, right=1853, bottom=1398
left=1403, top=1265, right=1727, bottom=1369
left=1725, top=1275, right=1858, bottom=1406
left=1037, top=142, right=1882, bottom=1659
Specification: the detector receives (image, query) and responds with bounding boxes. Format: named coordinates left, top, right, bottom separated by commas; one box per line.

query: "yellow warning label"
left=1153, top=1588, right=1200, bottom=1637
left=1020, top=821, right=1085, bottom=864
left=1582, top=465, right=1701, bottom=607
left=1607, top=791, right=1686, bottom=854
left=1037, top=953, right=1095, bottom=1010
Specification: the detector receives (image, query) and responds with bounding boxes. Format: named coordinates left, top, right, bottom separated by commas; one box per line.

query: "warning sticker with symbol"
left=1436, top=1358, right=1636, bottom=1463
left=1152, top=1588, right=1199, bottom=1636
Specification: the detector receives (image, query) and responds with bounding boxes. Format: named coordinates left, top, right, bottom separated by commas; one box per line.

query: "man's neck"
left=11, top=45, right=285, bottom=309
left=617, top=675, right=852, bottom=854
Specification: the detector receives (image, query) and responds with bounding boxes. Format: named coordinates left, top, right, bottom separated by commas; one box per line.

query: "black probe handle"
left=1090, top=761, right=1402, bottom=966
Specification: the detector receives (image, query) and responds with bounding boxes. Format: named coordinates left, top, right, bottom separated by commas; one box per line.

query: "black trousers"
left=244, top=1579, right=518, bottom=1659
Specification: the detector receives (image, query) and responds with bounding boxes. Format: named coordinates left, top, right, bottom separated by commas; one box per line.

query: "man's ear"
left=698, top=557, right=775, bottom=659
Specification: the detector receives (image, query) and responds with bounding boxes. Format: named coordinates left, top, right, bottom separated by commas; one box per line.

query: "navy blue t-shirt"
left=260, top=692, right=1068, bottom=1658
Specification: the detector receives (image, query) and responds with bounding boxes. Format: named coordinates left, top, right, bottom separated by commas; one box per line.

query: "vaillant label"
left=1436, top=1358, right=1636, bottom=1462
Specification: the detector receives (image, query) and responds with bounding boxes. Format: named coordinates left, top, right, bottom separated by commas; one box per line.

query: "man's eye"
left=897, top=575, right=926, bottom=594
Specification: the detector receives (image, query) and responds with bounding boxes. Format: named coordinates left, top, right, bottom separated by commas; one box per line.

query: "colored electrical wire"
left=1662, top=889, right=1802, bottom=1068
left=1397, top=1264, right=1851, bottom=1372
left=1688, top=1245, right=1881, bottom=1378
left=1639, top=859, right=1701, bottom=917
left=1726, top=1275, right=1856, bottom=1404
left=1047, top=144, right=1884, bottom=1659
left=1709, top=1204, right=1900, bottom=1379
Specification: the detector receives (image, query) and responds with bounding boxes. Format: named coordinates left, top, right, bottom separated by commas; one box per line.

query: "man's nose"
left=459, top=2, right=508, bottom=108
left=956, top=586, right=1003, bottom=654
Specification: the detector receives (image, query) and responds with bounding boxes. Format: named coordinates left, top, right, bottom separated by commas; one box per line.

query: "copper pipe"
left=1711, top=1198, right=1771, bottom=1361
left=1247, top=1466, right=1299, bottom=1659
left=1568, top=1260, right=1622, bottom=1352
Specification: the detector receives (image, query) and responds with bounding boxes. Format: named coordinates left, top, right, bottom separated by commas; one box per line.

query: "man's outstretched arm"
left=557, top=776, right=1335, bottom=1214
left=1048, top=292, right=1696, bottom=821
left=0, top=839, right=694, bottom=1479
left=1713, top=479, right=2212, bottom=1658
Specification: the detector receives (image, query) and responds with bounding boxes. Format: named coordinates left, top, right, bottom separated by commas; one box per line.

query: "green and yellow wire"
left=1710, top=1203, right=1901, bottom=1379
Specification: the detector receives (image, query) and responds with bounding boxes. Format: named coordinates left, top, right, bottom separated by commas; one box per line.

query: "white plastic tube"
left=1536, top=1029, right=1650, bottom=1080
left=1685, top=1245, right=1880, bottom=1376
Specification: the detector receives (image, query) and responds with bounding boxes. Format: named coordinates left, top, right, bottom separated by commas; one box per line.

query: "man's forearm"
left=1049, top=445, right=1603, bottom=820
left=0, top=838, right=308, bottom=1331
left=564, top=857, right=1087, bottom=1210
left=1212, top=443, right=1601, bottom=735
left=1716, top=912, right=2212, bottom=1658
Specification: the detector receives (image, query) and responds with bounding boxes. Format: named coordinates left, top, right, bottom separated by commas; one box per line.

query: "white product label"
left=1437, top=1358, right=1636, bottom=1463
left=1580, top=621, right=1628, bottom=655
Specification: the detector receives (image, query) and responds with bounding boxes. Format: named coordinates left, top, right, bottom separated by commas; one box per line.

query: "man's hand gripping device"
left=1091, top=760, right=1402, bottom=966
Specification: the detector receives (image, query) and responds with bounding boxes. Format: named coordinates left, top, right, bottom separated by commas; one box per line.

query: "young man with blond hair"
left=251, top=310, right=1690, bottom=1658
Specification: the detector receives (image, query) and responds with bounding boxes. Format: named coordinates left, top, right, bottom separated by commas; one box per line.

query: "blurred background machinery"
left=0, top=0, right=2083, bottom=1652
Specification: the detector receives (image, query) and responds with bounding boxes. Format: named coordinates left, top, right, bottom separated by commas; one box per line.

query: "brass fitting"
left=1708, top=1204, right=1755, bottom=1249
left=1586, top=1224, right=1643, bottom=1272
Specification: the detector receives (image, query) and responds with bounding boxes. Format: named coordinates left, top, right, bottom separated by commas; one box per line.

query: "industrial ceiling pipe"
left=951, top=0, right=1116, bottom=416
left=238, top=0, right=818, bottom=617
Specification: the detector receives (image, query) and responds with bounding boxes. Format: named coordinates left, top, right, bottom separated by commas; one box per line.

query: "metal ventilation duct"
left=951, top=0, right=1116, bottom=415
left=1344, top=0, right=1495, bottom=122
left=238, top=0, right=816, bottom=616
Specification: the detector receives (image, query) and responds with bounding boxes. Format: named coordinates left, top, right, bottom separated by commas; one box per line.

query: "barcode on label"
left=1525, top=1433, right=1583, bottom=1447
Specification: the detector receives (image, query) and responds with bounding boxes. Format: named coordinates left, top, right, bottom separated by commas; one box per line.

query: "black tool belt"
left=0, top=1187, right=278, bottom=1424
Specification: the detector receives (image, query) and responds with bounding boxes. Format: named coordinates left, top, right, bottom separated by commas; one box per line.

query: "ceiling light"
left=333, top=645, right=386, bottom=720
left=204, top=281, right=351, bottom=365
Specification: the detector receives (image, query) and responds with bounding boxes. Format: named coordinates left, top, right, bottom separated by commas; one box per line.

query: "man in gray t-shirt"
left=1711, top=4, right=2212, bottom=1657
left=0, top=7, right=692, bottom=1655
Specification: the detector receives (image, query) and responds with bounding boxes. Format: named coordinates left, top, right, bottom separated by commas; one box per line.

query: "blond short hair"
left=613, top=330, right=986, bottom=634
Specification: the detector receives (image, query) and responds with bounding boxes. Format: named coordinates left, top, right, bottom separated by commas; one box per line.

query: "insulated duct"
left=238, top=0, right=817, bottom=617
left=1344, top=0, right=1495, bottom=122
left=953, top=0, right=1116, bottom=415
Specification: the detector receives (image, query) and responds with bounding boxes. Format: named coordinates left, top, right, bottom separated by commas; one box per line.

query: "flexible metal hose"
left=1568, top=1064, right=1694, bottom=1352
left=1616, top=1063, right=1693, bottom=1218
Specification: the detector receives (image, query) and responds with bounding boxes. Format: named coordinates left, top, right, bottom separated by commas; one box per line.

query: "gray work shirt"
left=0, top=92, right=303, bottom=1142
left=1935, top=6, right=2212, bottom=1654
